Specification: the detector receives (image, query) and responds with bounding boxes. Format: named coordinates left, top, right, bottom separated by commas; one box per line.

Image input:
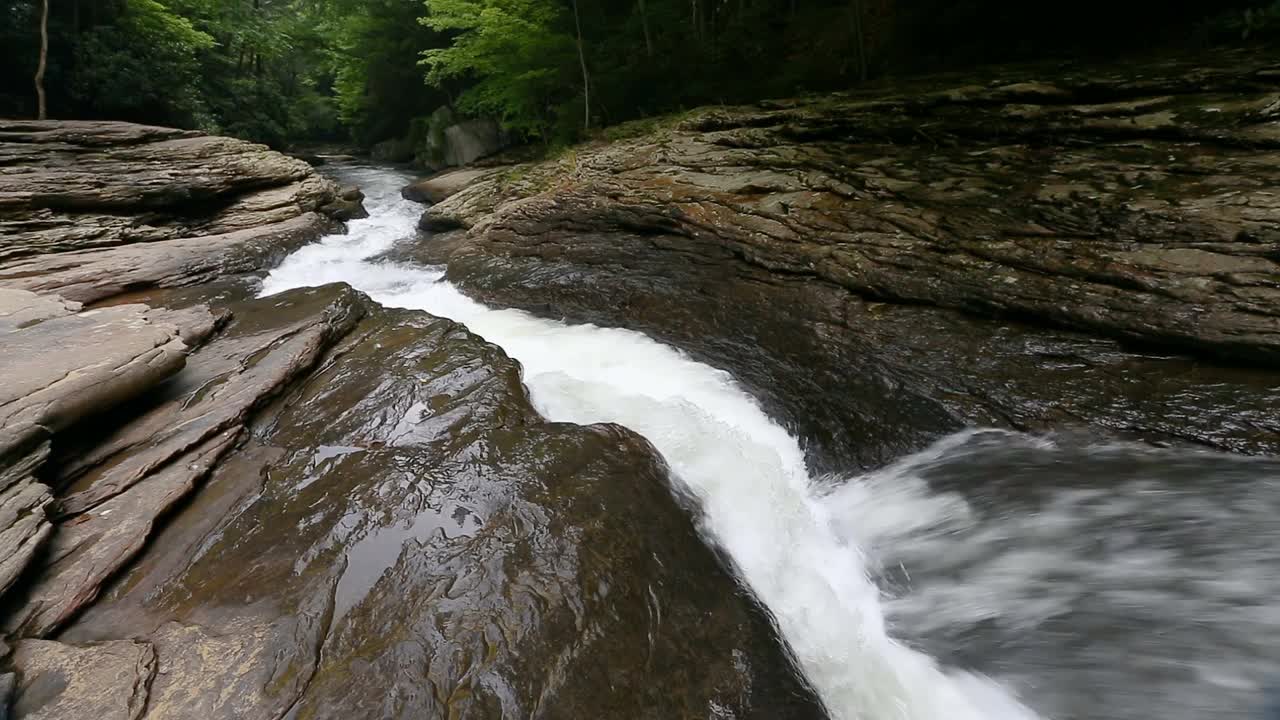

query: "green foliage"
left=420, top=0, right=579, bottom=140
left=1229, top=1, right=1280, bottom=40
left=2, top=0, right=1274, bottom=149
left=70, top=0, right=214, bottom=127
left=326, top=0, right=450, bottom=144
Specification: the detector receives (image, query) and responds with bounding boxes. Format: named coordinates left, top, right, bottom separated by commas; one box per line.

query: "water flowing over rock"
left=55, top=291, right=823, bottom=720
left=423, top=53, right=1280, bottom=469
left=0, top=121, right=820, bottom=719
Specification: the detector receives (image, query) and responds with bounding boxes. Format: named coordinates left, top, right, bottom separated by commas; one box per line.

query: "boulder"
left=439, top=118, right=506, bottom=166
left=320, top=185, right=369, bottom=220
left=58, top=302, right=823, bottom=719
left=411, top=107, right=509, bottom=170
left=401, top=168, right=497, bottom=205
left=370, top=137, right=415, bottom=163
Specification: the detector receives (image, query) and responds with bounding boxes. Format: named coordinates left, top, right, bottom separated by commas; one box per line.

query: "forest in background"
left=1, top=0, right=1277, bottom=152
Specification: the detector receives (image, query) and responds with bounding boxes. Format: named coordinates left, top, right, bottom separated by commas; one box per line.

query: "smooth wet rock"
left=401, top=168, right=496, bottom=205
left=61, top=304, right=824, bottom=719
left=1, top=285, right=366, bottom=637
left=8, top=639, right=156, bottom=720
left=447, top=234, right=1280, bottom=469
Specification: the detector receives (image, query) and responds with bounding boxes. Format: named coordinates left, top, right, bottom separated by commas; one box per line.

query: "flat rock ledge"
left=414, top=52, right=1280, bottom=469
left=429, top=52, right=1280, bottom=364
left=401, top=167, right=503, bottom=205
left=0, top=120, right=363, bottom=605
left=0, top=120, right=360, bottom=301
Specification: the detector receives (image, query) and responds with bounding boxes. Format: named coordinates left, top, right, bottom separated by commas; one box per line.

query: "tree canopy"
left=1, top=0, right=1275, bottom=150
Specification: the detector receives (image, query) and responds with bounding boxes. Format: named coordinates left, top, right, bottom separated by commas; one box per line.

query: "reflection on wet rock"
left=59, top=302, right=823, bottom=719
left=1, top=284, right=365, bottom=638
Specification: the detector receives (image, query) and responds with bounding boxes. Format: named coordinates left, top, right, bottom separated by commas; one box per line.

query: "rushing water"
left=262, top=164, right=1280, bottom=720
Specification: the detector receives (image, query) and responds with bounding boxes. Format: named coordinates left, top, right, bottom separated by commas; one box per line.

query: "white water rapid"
left=260, top=165, right=1042, bottom=720
left=262, top=164, right=1280, bottom=720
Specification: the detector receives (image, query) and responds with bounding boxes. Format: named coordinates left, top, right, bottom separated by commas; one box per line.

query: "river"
left=261, top=163, right=1280, bottom=720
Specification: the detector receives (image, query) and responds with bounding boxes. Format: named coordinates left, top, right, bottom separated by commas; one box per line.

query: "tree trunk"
left=637, top=0, right=653, bottom=57
left=35, top=0, right=49, bottom=120
left=571, top=0, right=591, bottom=131
left=850, top=0, right=868, bottom=82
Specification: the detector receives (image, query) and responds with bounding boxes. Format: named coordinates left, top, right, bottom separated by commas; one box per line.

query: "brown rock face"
left=0, top=289, right=188, bottom=600
left=424, top=53, right=1280, bottom=469
left=1, top=285, right=366, bottom=638
left=0, top=120, right=359, bottom=300
left=56, top=294, right=822, bottom=720
left=8, top=639, right=156, bottom=720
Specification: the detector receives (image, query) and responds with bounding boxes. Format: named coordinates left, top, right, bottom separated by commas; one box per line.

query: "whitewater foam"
left=261, top=165, right=1042, bottom=720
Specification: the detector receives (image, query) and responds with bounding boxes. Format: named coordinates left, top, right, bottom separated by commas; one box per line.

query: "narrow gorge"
left=0, top=50, right=1278, bottom=720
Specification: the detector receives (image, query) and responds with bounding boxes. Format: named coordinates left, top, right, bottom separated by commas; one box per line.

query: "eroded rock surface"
left=0, top=289, right=187, bottom=600
left=58, top=298, right=822, bottom=719
left=0, top=120, right=359, bottom=303
left=422, top=53, right=1280, bottom=468
left=8, top=639, right=155, bottom=720
left=0, top=119, right=820, bottom=719
left=0, top=121, right=340, bottom=260
left=1, top=285, right=365, bottom=638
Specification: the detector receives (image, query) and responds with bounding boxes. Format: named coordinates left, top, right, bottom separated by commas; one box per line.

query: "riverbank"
left=404, top=51, right=1280, bottom=471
